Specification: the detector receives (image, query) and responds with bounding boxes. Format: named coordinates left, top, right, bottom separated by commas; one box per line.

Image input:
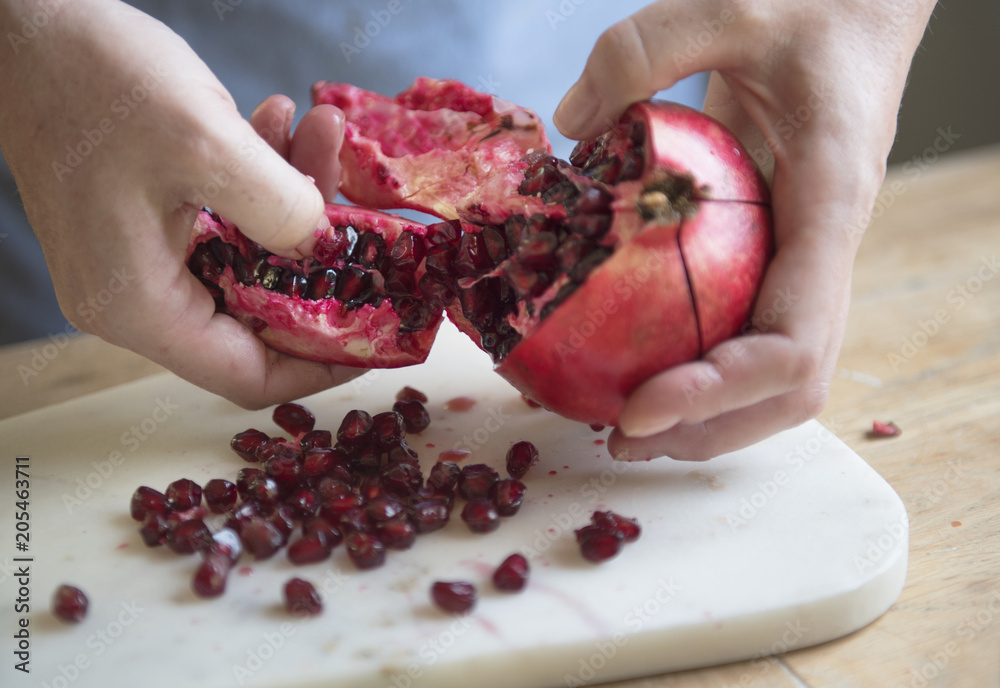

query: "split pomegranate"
left=187, top=77, right=771, bottom=426
left=52, top=584, right=89, bottom=623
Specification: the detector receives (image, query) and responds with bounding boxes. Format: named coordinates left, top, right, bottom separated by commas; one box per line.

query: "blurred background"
left=0, top=1, right=997, bottom=347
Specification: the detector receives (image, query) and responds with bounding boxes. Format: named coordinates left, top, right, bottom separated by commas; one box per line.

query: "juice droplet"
left=594, top=439, right=605, bottom=445
left=548, top=470, right=557, bottom=475
left=951, top=521, right=962, bottom=527
left=439, top=449, right=472, bottom=463
left=425, top=443, right=436, bottom=449
left=444, top=396, right=477, bottom=411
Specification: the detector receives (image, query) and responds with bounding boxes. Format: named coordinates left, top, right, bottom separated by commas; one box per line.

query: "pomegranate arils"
left=871, top=420, right=902, bottom=437
left=139, top=512, right=169, bottom=547
left=319, top=494, right=364, bottom=524
left=490, top=479, right=527, bottom=517
left=300, top=429, right=333, bottom=450
left=165, top=478, right=202, bottom=511
left=166, top=519, right=213, bottom=555
left=288, top=534, right=333, bottom=565
left=235, top=468, right=265, bottom=500
left=396, top=386, right=428, bottom=404
left=575, top=525, right=624, bottom=563
left=130, top=485, right=168, bottom=521
left=204, top=478, right=238, bottom=514
left=380, top=462, right=424, bottom=500
left=192, top=554, right=230, bottom=598
left=231, top=429, right=269, bottom=462
left=591, top=510, right=641, bottom=543
left=272, top=403, right=316, bottom=437
left=458, top=463, right=500, bottom=500
left=339, top=506, right=374, bottom=535
left=392, top=399, right=431, bottom=434
left=506, top=441, right=539, bottom=479
left=372, top=411, right=406, bottom=448
left=52, top=584, right=89, bottom=623
left=346, top=531, right=386, bottom=569
left=493, top=554, right=530, bottom=592
left=461, top=498, right=500, bottom=533
left=302, top=447, right=337, bottom=478
left=315, top=476, right=353, bottom=501
left=431, top=581, right=476, bottom=614
left=284, top=488, right=320, bottom=520
left=365, top=496, right=405, bottom=523
left=409, top=499, right=451, bottom=533
left=427, top=461, right=460, bottom=494
left=284, top=577, right=323, bottom=616
left=389, top=230, right=426, bottom=272
left=241, top=517, right=285, bottom=560
left=246, top=476, right=281, bottom=509
left=337, top=409, right=374, bottom=446
left=377, top=517, right=417, bottom=550
left=209, top=528, right=244, bottom=565
left=303, top=517, right=343, bottom=547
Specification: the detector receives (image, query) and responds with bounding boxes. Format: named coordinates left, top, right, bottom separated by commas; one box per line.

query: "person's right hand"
left=0, top=0, right=358, bottom=407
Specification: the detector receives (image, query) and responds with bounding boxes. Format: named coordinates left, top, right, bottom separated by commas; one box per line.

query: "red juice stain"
left=237, top=566, right=254, bottom=577
left=116, top=543, right=129, bottom=550
left=548, top=470, right=557, bottom=475
left=439, top=449, right=471, bottom=463
left=594, top=439, right=605, bottom=445
left=562, top=465, right=569, bottom=469
left=426, top=443, right=436, bottom=449
left=951, top=521, right=962, bottom=527
left=444, top=396, right=477, bottom=412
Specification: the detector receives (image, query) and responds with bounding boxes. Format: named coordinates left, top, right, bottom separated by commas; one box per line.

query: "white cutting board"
left=0, top=322, right=907, bottom=688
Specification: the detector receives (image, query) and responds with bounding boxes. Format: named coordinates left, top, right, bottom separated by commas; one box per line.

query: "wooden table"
left=3, top=144, right=999, bottom=687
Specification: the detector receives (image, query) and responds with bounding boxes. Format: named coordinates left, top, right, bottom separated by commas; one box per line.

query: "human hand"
left=553, top=0, right=935, bottom=460
left=0, top=0, right=358, bottom=407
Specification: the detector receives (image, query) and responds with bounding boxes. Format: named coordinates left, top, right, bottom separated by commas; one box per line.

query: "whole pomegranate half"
left=187, top=78, right=772, bottom=425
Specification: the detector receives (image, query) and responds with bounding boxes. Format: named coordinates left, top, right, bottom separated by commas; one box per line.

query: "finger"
left=289, top=104, right=345, bottom=202
left=151, top=273, right=364, bottom=408
left=204, top=116, right=328, bottom=259
left=250, top=94, right=296, bottom=160
left=608, top=391, right=813, bottom=462
left=554, top=1, right=755, bottom=139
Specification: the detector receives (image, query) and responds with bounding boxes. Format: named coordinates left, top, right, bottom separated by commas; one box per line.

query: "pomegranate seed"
left=590, top=424, right=606, bottom=432
left=272, top=403, right=315, bottom=436
left=493, top=554, right=530, bottom=592
left=461, top=498, right=500, bottom=533
left=490, top=479, right=527, bottom=517
left=337, top=409, right=374, bottom=446
left=506, top=441, right=539, bottom=479
left=241, top=517, right=285, bottom=560
left=265, top=455, right=305, bottom=491
left=352, top=445, right=381, bottom=475
left=591, top=510, right=641, bottom=543
left=287, top=534, right=333, bottom=565
left=52, top=585, right=88, bottom=622
left=130, top=486, right=168, bottom=521
left=254, top=437, right=295, bottom=463
left=165, top=478, right=202, bottom=511
left=377, top=517, right=417, bottom=550
left=300, top=429, right=333, bottom=450
left=575, top=525, right=624, bottom=563
left=346, top=531, right=386, bottom=569
left=380, top=462, right=424, bottom=500
left=192, top=553, right=230, bottom=598
left=284, top=488, right=320, bottom=520
left=872, top=420, right=902, bottom=437
left=165, top=519, right=213, bottom=555
left=386, top=441, right=419, bottom=464
left=372, top=411, right=406, bottom=448
left=203, top=479, right=238, bottom=514
left=208, top=528, right=243, bottom=565
left=246, top=476, right=281, bottom=509
left=138, top=511, right=169, bottom=547
left=365, top=496, right=405, bottom=523
left=315, top=477, right=353, bottom=502
left=268, top=505, right=297, bottom=543
left=427, top=462, right=460, bottom=495
left=231, top=429, right=269, bottom=462
left=458, top=464, right=499, bottom=500
left=392, top=399, right=431, bottom=433
left=235, top=468, right=265, bottom=500
left=284, top=577, right=322, bottom=616
left=303, top=517, right=343, bottom=547
left=338, top=507, right=373, bottom=535
left=302, top=447, right=337, bottom=478
left=431, top=581, right=476, bottom=614
left=390, top=230, right=427, bottom=272
left=318, top=494, right=364, bottom=524
left=409, top=499, right=451, bottom=533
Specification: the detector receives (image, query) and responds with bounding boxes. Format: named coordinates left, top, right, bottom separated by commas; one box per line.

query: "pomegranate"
left=187, top=77, right=771, bottom=426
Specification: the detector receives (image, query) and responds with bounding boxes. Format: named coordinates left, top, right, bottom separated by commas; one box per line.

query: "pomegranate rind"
left=312, top=77, right=552, bottom=224
left=188, top=205, right=441, bottom=368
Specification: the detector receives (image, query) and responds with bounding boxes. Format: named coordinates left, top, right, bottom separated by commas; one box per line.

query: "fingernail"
left=554, top=77, right=599, bottom=137
left=618, top=411, right=680, bottom=439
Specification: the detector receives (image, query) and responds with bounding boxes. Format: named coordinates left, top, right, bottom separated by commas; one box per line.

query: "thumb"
left=204, top=118, right=329, bottom=259
left=554, top=2, right=746, bottom=140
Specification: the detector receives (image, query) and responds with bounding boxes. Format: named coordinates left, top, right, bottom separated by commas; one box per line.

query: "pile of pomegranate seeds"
left=52, top=584, right=89, bottom=623
left=575, top=510, right=642, bottom=564
left=127, top=394, right=544, bottom=613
